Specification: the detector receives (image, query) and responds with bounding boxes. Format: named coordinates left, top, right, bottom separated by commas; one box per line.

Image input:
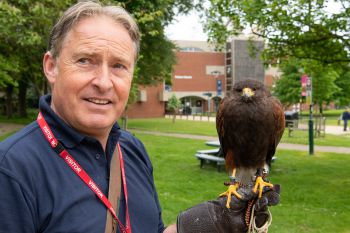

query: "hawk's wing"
left=216, top=97, right=235, bottom=169
left=266, top=97, right=285, bottom=165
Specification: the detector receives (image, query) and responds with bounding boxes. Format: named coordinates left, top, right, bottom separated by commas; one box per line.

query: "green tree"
left=0, top=1, right=73, bottom=117
left=303, top=61, right=340, bottom=113
left=273, top=58, right=341, bottom=112
left=204, top=0, right=350, bottom=64
left=167, top=94, right=181, bottom=123
left=0, top=0, right=197, bottom=117
left=333, top=69, right=350, bottom=107
left=273, top=59, right=302, bottom=107
left=204, top=0, right=350, bottom=111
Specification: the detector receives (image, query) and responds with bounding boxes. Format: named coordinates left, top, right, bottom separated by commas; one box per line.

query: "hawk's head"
left=232, top=79, right=270, bottom=101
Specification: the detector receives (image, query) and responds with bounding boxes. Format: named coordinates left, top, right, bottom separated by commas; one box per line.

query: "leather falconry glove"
left=177, top=185, right=280, bottom=233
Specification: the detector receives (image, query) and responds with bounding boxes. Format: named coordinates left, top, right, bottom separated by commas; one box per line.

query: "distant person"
left=342, top=108, right=350, bottom=131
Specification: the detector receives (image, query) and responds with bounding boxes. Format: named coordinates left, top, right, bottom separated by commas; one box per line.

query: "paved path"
left=131, top=129, right=350, bottom=154
left=298, top=123, right=349, bottom=135
left=1, top=123, right=349, bottom=154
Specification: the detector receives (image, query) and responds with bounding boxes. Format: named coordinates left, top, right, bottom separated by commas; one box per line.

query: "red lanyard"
left=37, top=112, right=131, bottom=233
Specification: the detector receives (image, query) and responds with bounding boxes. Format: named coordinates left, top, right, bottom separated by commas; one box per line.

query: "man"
left=0, top=2, right=277, bottom=233
left=342, top=107, right=350, bottom=131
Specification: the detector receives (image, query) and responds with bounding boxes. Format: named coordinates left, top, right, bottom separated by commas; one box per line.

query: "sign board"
left=306, top=77, right=312, bottom=105
left=301, top=74, right=312, bottom=104
left=217, top=80, right=222, bottom=96
left=301, top=74, right=308, bottom=97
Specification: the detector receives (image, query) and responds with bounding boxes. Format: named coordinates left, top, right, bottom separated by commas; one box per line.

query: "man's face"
left=43, top=16, right=135, bottom=138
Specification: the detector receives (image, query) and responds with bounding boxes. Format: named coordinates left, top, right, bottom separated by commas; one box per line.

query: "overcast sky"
left=165, top=1, right=342, bottom=41
left=165, top=10, right=207, bottom=41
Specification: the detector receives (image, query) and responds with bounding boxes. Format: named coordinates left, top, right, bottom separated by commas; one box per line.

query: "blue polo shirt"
left=0, top=95, right=165, bottom=233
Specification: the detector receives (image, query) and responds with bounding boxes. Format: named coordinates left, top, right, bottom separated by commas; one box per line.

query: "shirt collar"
left=39, top=94, right=121, bottom=149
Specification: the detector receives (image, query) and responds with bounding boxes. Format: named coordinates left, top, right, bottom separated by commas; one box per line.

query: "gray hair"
left=48, top=1, right=140, bottom=59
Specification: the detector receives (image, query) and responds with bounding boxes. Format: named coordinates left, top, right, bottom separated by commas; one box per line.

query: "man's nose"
left=92, top=63, right=113, bottom=91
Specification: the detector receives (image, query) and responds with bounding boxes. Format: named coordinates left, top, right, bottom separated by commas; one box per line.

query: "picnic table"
left=195, top=140, right=224, bottom=172
left=199, top=140, right=277, bottom=166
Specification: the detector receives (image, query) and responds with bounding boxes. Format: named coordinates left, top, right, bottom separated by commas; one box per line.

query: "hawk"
left=217, top=79, right=285, bottom=208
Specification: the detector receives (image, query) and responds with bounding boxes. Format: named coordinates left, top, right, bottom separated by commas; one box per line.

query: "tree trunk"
left=172, top=113, right=176, bottom=123
left=18, top=79, right=28, bottom=117
left=319, top=102, right=323, bottom=115
left=6, top=85, right=14, bottom=118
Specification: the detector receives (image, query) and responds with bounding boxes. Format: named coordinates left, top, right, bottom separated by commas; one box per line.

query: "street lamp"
left=211, top=70, right=223, bottom=112
left=306, top=76, right=314, bottom=155
left=203, top=92, right=212, bottom=118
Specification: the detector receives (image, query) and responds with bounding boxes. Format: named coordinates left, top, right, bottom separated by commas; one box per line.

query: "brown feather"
left=216, top=79, right=285, bottom=170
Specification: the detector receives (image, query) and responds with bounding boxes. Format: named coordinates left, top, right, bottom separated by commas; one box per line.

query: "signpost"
left=301, top=74, right=314, bottom=155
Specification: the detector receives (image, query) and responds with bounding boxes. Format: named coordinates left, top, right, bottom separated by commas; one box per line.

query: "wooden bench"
left=195, top=153, right=225, bottom=172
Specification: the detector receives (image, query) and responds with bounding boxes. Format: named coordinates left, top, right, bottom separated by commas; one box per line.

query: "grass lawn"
left=280, top=130, right=350, bottom=147
left=301, top=109, right=345, bottom=118
left=1, top=117, right=349, bottom=232
left=127, top=118, right=350, bottom=147
left=125, top=118, right=217, bottom=136
left=135, top=132, right=350, bottom=232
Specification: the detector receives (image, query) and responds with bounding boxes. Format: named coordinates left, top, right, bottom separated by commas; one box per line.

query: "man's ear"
left=43, top=51, right=57, bottom=85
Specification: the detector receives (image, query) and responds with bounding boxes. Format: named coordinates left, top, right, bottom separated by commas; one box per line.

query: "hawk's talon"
left=253, top=176, right=273, bottom=198
left=220, top=183, right=242, bottom=208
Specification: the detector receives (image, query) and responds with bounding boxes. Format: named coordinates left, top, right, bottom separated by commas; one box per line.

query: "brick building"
left=127, top=38, right=276, bottom=118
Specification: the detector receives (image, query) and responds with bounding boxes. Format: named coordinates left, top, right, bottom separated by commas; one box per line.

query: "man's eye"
left=77, top=58, right=90, bottom=64
left=113, top=63, right=126, bottom=70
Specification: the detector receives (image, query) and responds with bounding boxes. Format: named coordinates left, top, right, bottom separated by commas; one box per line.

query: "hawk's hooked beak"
left=242, top=87, right=255, bottom=98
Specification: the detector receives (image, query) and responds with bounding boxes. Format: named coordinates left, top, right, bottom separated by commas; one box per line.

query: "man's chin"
left=78, top=118, right=115, bottom=133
